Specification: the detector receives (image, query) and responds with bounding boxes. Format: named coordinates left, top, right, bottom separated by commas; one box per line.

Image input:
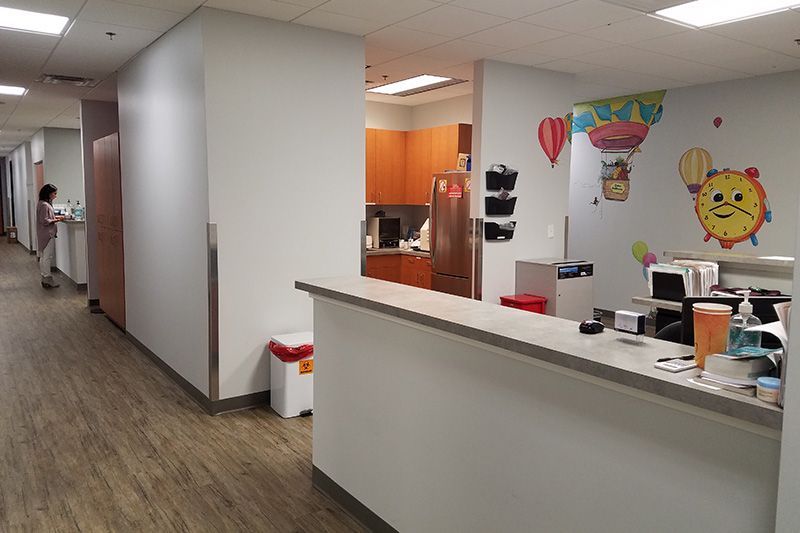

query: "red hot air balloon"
left=713, top=116, right=722, bottom=128
left=538, top=117, right=568, bottom=168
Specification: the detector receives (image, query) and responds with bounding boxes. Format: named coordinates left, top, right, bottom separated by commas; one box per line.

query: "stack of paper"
left=648, top=260, right=719, bottom=299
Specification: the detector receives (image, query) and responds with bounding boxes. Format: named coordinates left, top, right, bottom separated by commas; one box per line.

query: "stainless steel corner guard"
left=207, top=222, right=219, bottom=401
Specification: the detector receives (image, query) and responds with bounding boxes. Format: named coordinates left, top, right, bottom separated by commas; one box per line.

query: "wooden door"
left=405, top=129, right=432, bottom=205
left=365, top=128, right=377, bottom=203
left=94, top=133, right=126, bottom=329
left=375, top=129, right=405, bottom=204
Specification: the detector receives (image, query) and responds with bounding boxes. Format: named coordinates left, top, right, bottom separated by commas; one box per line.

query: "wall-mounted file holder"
left=485, top=196, right=517, bottom=216
left=485, top=222, right=515, bottom=241
left=486, top=170, right=518, bottom=191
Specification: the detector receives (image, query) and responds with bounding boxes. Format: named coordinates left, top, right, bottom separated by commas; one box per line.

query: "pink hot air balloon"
left=538, top=117, right=568, bottom=168
left=713, top=116, right=722, bottom=128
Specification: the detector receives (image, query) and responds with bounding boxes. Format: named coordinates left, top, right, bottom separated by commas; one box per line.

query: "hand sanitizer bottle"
left=727, top=290, right=762, bottom=350
left=66, top=199, right=73, bottom=219
left=73, top=201, right=84, bottom=221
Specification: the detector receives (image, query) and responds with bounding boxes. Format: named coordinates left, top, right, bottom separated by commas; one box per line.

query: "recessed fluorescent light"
left=653, top=0, right=800, bottom=28
left=0, top=85, right=27, bottom=96
left=0, top=6, right=69, bottom=35
left=367, top=75, right=464, bottom=96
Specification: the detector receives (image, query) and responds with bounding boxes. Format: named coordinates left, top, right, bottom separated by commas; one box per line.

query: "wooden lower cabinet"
left=367, top=254, right=431, bottom=289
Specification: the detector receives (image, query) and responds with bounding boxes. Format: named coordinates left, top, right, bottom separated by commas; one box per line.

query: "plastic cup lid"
left=692, top=303, right=732, bottom=314
left=757, top=376, right=781, bottom=389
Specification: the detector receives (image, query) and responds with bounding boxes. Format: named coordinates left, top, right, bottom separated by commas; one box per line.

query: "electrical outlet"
left=547, top=224, right=554, bottom=239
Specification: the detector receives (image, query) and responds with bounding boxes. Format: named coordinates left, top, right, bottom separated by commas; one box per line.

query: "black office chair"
left=654, top=321, right=684, bottom=344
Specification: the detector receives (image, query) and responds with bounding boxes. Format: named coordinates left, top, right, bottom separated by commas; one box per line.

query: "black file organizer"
left=485, top=222, right=515, bottom=241
left=651, top=271, right=687, bottom=302
left=486, top=170, right=518, bottom=191
left=485, top=196, right=517, bottom=216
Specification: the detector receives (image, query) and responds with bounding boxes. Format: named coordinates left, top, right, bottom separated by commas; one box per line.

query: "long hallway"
left=0, top=240, right=360, bottom=532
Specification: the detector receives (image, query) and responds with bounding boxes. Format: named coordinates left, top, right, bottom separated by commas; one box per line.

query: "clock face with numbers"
left=695, top=169, right=767, bottom=248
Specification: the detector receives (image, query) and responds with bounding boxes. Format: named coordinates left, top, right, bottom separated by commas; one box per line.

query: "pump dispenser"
left=727, top=290, right=762, bottom=350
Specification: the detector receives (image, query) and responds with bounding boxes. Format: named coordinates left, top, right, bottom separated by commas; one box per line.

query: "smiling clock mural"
left=695, top=166, right=772, bottom=249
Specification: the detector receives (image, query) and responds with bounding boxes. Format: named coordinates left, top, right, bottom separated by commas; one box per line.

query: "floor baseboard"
left=125, top=332, right=269, bottom=416
left=312, top=466, right=397, bottom=533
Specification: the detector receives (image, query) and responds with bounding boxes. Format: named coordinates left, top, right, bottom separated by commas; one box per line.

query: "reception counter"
left=55, top=220, right=87, bottom=288
left=297, top=276, right=781, bottom=532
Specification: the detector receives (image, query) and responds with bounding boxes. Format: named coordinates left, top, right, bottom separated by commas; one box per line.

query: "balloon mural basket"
left=602, top=179, right=630, bottom=201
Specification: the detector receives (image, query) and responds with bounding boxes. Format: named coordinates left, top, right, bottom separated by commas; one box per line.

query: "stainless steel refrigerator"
left=430, top=172, right=482, bottom=299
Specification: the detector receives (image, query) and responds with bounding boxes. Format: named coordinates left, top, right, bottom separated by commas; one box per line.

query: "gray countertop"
left=57, top=219, right=86, bottom=224
left=366, top=248, right=430, bottom=258
left=296, top=276, right=782, bottom=431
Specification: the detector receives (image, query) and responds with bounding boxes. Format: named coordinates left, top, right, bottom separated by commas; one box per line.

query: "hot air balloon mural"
left=538, top=116, right=568, bottom=168
left=565, top=112, right=573, bottom=144
left=572, top=90, right=666, bottom=202
left=679, top=147, right=713, bottom=201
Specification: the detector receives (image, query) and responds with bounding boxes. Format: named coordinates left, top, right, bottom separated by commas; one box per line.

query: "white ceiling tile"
left=436, top=61, right=475, bottom=80
left=0, top=29, right=60, bottom=51
left=417, top=39, right=508, bottom=63
left=633, top=29, right=733, bottom=55
left=582, top=14, right=686, bottom=44
left=318, top=0, right=440, bottom=25
left=46, top=20, right=162, bottom=79
left=573, top=81, right=633, bottom=102
left=80, top=0, right=186, bottom=32
left=0, top=46, right=51, bottom=78
left=279, top=0, right=328, bottom=7
left=105, top=0, right=203, bottom=14
left=365, top=46, right=406, bottom=66
left=521, top=0, right=640, bottom=33
left=448, top=0, right=573, bottom=19
left=204, top=0, right=308, bottom=21
left=462, top=21, right=566, bottom=49
left=488, top=48, right=557, bottom=66
left=601, top=0, right=686, bottom=11
left=293, top=9, right=385, bottom=35
left=83, top=75, right=118, bottom=101
left=369, top=53, right=463, bottom=82
left=707, top=10, right=800, bottom=58
left=398, top=5, right=507, bottom=38
left=538, top=58, right=600, bottom=73
left=365, top=26, right=452, bottom=54
left=518, top=33, right=618, bottom=58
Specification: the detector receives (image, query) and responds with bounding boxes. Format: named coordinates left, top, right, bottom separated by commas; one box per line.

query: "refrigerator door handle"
left=430, top=175, right=436, bottom=266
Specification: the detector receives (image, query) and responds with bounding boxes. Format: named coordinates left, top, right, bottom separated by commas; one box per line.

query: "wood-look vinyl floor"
left=0, top=240, right=362, bottom=532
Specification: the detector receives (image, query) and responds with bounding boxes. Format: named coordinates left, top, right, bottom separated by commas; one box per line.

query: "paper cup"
left=693, top=303, right=732, bottom=369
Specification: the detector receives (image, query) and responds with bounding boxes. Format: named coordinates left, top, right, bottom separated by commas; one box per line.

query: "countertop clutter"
left=366, top=247, right=430, bottom=258
left=297, top=275, right=782, bottom=431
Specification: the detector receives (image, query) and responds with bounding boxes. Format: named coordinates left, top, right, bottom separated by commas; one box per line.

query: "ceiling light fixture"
left=652, top=0, right=800, bottom=28
left=367, top=74, right=464, bottom=96
left=0, top=6, right=69, bottom=35
left=0, top=85, right=27, bottom=96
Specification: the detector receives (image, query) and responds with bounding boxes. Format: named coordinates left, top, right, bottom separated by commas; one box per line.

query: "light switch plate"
left=547, top=224, right=554, bottom=239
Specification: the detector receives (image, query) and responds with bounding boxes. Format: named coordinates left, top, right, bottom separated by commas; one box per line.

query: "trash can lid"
left=500, top=294, right=547, bottom=304
left=270, top=331, right=313, bottom=348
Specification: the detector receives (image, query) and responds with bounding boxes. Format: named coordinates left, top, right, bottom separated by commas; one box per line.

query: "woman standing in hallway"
left=37, top=184, right=63, bottom=288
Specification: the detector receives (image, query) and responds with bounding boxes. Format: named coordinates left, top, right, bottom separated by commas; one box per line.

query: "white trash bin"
left=269, top=331, right=314, bottom=418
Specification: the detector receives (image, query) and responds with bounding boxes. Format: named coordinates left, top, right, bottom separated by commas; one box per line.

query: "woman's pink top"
left=36, top=200, right=58, bottom=251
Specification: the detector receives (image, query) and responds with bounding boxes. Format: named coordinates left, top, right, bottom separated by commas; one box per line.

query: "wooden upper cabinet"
left=375, top=129, right=406, bottom=205
left=405, top=128, right=432, bottom=205
left=365, top=123, right=471, bottom=206
left=430, top=124, right=472, bottom=175
left=365, top=128, right=377, bottom=203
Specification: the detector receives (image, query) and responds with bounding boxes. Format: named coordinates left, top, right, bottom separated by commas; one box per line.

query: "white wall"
left=411, top=94, right=472, bottom=130
left=43, top=128, right=84, bottom=206
left=473, top=60, right=575, bottom=304
left=568, top=71, right=800, bottom=312
left=118, top=11, right=210, bottom=395
left=7, top=142, right=34, bottom=250
left=31, top=129, right=44, bottom=165
left=80, top=100, right=119, bottom=301
left=365, top=100, right=411, bottom=130
left=202, top=7, right=364, bottom=399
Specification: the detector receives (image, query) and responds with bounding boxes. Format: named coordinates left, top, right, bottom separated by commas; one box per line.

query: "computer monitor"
left=681, top=296, right=791, bottom=349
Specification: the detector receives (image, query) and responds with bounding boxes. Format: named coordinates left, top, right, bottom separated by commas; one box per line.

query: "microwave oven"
left=367, top=217, right=400, bottom=248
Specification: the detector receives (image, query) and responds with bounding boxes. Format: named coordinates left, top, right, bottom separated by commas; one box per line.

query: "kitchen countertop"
left=296, top=276, right=782, bottom=431
left=366, top=247, right=430, bottom=258
left=57, top=219, right=86, bottom=224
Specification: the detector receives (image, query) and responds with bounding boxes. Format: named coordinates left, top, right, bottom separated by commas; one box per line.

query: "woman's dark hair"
left=39, top=183, right=57, bottom=204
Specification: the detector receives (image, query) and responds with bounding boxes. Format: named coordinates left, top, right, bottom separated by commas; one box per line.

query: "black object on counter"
left=579, top=320, right=605, bottom=334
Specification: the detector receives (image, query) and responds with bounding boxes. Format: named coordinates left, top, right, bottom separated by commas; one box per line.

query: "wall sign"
left=448, top=184, right=463, bottom=199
